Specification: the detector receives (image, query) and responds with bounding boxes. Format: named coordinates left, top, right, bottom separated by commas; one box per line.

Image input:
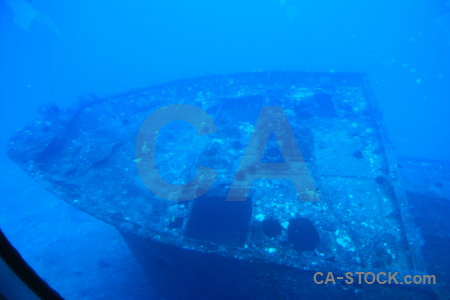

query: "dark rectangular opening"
left=184, top=196, right=252, bottom=247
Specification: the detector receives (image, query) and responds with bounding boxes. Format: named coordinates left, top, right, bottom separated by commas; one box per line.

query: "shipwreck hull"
left=397, top=157, right=450, bottom=298
left=7, top=72, right=438, bottom=298
left=121, top=230, right=438, bottom=300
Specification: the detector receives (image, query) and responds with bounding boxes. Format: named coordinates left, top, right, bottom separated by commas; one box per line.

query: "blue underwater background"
left=1, top=1, right=450, bottom=299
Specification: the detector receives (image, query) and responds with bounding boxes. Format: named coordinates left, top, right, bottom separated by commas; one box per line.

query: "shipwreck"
left=7, top=72, right=446, bottom=299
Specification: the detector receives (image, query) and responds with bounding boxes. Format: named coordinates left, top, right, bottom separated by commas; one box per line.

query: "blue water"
left=1, top=1, right=450, bottom=299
